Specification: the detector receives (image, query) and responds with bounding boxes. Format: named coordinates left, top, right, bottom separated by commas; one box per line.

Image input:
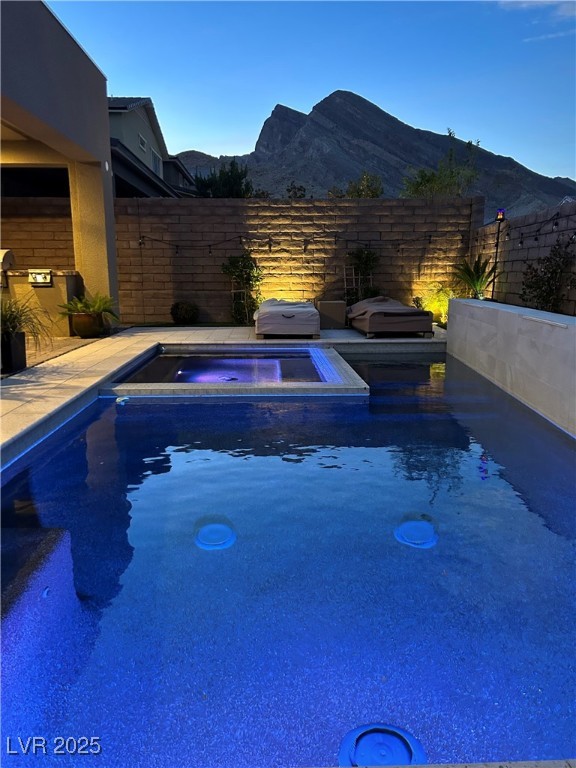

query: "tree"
left=193, top=159, right=254, bottom=198
left=327, top=186, right=346, bottom=199
left=401, top=129, right=480, bottom=200
left=286, top=181, right=306, bottom=199
left=251, top=188, right=271, bottom=199
left=346, top=171, right=383, bottom=198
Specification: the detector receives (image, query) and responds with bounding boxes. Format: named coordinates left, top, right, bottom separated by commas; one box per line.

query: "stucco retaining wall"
left=447, top=298, right=576, bottom=436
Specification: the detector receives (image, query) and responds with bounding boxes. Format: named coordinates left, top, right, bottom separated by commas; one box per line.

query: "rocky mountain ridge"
left=178, top=90, right=575, bottom=221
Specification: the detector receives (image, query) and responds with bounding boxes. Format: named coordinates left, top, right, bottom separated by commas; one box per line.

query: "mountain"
left=178, top=90, right=576, bottom=221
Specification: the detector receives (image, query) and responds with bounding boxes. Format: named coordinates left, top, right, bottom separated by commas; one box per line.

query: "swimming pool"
left=1, top=357, right=575, bottom=766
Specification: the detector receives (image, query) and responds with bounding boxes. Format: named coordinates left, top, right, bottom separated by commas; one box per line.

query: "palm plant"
left=58, top=293, right=119, bottom=338
left=453, top=256, right=500, bottom=300
left=58, top=293, right=119, bottom=320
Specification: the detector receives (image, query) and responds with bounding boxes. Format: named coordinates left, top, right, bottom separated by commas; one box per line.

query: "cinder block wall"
left=114, top=197, right=482, bottom=324
left=470, top=200, right=576, bottom=316
left=5, top=196, right=575, bottom=321
left=1, top=198, right=75, bottom=269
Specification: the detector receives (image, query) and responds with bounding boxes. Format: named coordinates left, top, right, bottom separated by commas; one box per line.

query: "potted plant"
left=1, top=294, right=51, bottom=374
left=453, top=255, right=501, bottom=300
left=59, top=293, right=119, bottom=338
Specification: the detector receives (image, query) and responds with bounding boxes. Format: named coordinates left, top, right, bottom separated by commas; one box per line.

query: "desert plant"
left=221, top=250, right=263, bottom=324
left=519, top=236, right=576, bottom=313
left=453, top=255, right=500, bottom=299
left=170, top=300, right=199, bottom=325
left=1, top=294, right=51, bottom=346
left=413, top=282, right=457, bottom=324
left=1, top=294, right=52, bottom=374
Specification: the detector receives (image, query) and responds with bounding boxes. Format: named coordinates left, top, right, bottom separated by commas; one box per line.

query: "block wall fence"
left=2, top=196, right=575, bottom=323
left=471, top=199, right=576, bottom=316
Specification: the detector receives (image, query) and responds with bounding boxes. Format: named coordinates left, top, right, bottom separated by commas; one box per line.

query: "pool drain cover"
left=338, top=723, right=426, bottom=766
left=394, top=520, right=437, bottom=549
left=195, top=523, right=236, bottom=550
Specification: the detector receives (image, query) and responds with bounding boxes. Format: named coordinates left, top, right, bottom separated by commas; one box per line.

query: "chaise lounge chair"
left=347, top=296, right=433, bottom=338
left=254, top=299, right=321, bottom=338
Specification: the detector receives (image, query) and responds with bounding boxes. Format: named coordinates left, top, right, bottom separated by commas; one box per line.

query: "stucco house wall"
left=1, top=1, right=117, bottom=300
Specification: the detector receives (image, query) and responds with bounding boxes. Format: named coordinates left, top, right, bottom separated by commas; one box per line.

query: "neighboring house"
left=108, top=97, right=195, bottom=197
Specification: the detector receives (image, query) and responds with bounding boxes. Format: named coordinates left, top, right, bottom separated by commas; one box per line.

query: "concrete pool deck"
left=0, top=325, right=446, bottom=470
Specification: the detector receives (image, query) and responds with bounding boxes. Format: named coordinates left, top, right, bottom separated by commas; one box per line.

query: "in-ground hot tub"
left=101, top=345, right=369, bottom=400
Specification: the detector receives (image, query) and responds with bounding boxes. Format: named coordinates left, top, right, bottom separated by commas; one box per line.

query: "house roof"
left=108, top=97, right=151, bottom=111
left=110, top=138, right=177, bottom=197
left=108, top=96, right=169, bottom=158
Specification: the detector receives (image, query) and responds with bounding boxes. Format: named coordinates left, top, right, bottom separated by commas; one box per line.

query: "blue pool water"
left=1, top=357, right=575, bottom=767
left=119, top=347, right=329, bottom=384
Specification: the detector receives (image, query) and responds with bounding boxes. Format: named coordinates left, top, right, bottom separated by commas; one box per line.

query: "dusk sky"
left=46, top=0, right=576, bottom=180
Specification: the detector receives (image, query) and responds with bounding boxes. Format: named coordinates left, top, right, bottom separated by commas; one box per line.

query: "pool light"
left=339, top=723, right=427, bottom=766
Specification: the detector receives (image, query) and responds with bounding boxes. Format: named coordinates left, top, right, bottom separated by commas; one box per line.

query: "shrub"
left=413, top=282, right=457, bottom=324
left=170, top=300, right=199, bottom=325
left=520, top=236, right=576, bottom=313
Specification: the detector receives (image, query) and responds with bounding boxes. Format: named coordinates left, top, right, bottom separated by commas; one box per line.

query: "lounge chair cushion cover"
left=254, top=299, right=320, bottom=336
left=347, top=296, right=433, bottom=335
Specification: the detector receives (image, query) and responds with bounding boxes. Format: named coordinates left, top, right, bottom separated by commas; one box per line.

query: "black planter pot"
left=1, top=331, right=26, bottom=374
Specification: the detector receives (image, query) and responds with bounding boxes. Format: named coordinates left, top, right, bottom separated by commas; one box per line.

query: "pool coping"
left=99, top=344, right=369, bottom=399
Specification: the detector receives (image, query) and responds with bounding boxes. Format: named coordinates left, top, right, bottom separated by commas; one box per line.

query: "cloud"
left=523, top=27, right=576, bottom=41
left=499, top=1, right=576, bottom=17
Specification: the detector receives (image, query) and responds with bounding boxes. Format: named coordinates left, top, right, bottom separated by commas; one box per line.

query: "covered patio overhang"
left=0, top=1, right=117, bottom=300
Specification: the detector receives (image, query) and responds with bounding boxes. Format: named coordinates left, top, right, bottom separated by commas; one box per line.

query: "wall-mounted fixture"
left=1, top=248, right=15, bottom=289
left=28, top=269, right=52, bottom=286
